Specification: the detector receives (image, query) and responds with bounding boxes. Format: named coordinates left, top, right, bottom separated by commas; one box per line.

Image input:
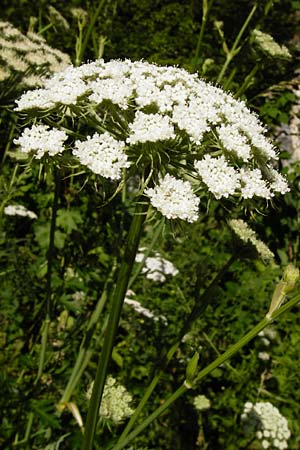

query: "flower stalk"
left=192, top=0, right=215, bottom=70
left=82, top=198, right=149, bottom=450
left=111, top=292, right=300, bottom=450
left=217, top=3, right=257, bottom=85
left=34, top=167, right=60, bottom=384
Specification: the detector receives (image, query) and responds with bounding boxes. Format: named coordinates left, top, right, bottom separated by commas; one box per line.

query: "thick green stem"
left=217, top=3, right=257, bottom=85
left=112, top=293, right=300, bottom=450
left=82, top=200, right=149, bottom=450
left=118, top=253, right=237, bottom=442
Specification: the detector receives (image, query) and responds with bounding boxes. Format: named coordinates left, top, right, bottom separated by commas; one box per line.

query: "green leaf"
left=56, top=208, right=83, bottom=234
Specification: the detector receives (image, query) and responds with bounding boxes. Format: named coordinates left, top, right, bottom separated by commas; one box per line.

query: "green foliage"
left=1, top=1, right=300, bottom=449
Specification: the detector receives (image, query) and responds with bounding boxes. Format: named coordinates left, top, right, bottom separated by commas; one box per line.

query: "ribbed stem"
left=82, top=200, right=149, bottom=450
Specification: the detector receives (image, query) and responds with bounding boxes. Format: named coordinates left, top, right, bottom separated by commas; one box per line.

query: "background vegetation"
left=1, top=1, right=300, bottom=449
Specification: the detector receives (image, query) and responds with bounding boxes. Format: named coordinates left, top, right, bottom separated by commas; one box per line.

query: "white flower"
left=172, top=101, right=210, bottom=144
left=124, top=290, right=167, bottom=323
left=240, top=168, right=272, bottom=199
left=14, top=59, right=289, bottom=203
left=89, top=77, right=135, bottom=109
left=258, top=327, right=277, bottom=340
left=127, top=111, right=175, bottom=144
left=4, top=204, right=37, bottom=219
left=194, top=155, right=240, bottom=199
left=87, top=376, right=134, bottom=424
left=145, top=174, right=199, bottom=222
left=14, top=124, right=68, bottom=159
left=135, top=250, right=179, bottom=282
left=0, top=20, right=71, bottom=95
left=241, top=401, right=291, bottom=450
left=268, top=168, right=290, bottom=195
left=73, top=132, right=130, bottom=180
left=193, top=395, right=211, bottom=411
left=217, top=124, right=251, bottom=161
left=258, top=351, right=270, bottom=361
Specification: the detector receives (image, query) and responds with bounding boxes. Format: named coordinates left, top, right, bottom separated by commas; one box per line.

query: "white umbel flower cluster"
left=124, top=290, right=167, bottom=323
left=86, top=376, right=134, bottom=424
left=15, top=59, right=290, bottom=221
left=241, top=401, right=291, bottom=449
left=195, top=155, right=240, bottom=199
left=14, top=124, right=68, bottom=159
left=127, top=111, right=175, bottom=144
left=135, top=249, right=179, bottom=282
left=145, top=175, right=200, bottom=222
left=4, top=204, right=37, bottom=219
left=229, top=219, right=274, bottom=262
left=73, top=132, right=130, bottom=180
left=0, top=21, right=70, bottom=91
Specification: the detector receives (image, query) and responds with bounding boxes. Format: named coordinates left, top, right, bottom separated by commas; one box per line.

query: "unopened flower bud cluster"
left=0, top=21, right=70, bottom=91
left=15, top=59, right=289, bottom=222
left=252, top=29, right=292, bottom=60
left=241, top=401, right=291, bottom=449
left=86, top=376, right=134, bottom=424
left=193, top=394, right=211, bottom=411
left=229, top=219, right=274, bottom=262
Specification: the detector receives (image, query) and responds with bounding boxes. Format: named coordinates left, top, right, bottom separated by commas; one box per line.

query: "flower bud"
left=267, top=264, right=299, bottom=319
left=282, top=263, right=300, bottom=293
left=184, top=352, right=199, bottom=389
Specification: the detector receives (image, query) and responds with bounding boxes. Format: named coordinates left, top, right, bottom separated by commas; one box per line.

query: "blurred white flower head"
left=86, top=376, right=134, bottom=424
left=193, top=394, right=211, bottom=411
left=135, top=249, right=179, bottom=282
left=241, top=401, right=291, bottom=450
left=4, top=204, right=37, bottom=219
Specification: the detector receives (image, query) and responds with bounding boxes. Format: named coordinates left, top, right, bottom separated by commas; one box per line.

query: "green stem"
left=112, top=293, right=300, bottom=450
left=78, top=0, right=106, bottom=64
left=234, top=63, right=259, bottom=98
left=217, top=3, right=257, bottom=85
left=82, top=199, right=149, bottom=450
left=111, top=385, right=187, bottom=450
left=128, top=217, right=165, bottom=290
left=34, top=168, right=60, bottom=384
left=118, top=253, right=237, bottom=442
left=192, top=0, right=214, bottom=70
left=59, top=268, right=115, bottom=405
left=0, top=117, right=17, bottom=170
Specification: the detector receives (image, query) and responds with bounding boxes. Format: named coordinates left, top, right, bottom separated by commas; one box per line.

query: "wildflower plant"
left=13, top=58, right=297, bottom=450
left=0, top=21, right=70, bottom=102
